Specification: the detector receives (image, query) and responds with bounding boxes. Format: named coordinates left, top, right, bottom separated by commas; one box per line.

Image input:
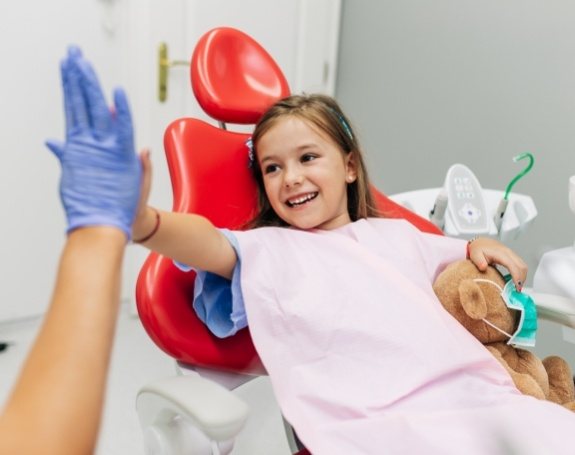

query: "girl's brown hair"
left=247, top=94, right=380, bottom=228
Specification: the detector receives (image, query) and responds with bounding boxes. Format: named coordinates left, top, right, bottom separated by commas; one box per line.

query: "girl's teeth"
left=288, top=193, right=317, bottom=207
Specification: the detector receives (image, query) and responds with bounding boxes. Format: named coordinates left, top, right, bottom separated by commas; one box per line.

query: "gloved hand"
left=46, top=46, right=142, bottom=240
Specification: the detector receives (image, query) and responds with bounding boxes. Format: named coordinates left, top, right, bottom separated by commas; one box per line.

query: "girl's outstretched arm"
left=132, top=151, right=237, bottom=279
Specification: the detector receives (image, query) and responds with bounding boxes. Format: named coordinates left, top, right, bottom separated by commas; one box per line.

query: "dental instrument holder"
left=389, top=164, right=537, bottom=242
left=429, top=189, right=448, bottom=230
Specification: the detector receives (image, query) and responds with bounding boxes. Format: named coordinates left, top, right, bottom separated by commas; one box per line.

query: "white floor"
left=0, top=305, right=292, bottom=454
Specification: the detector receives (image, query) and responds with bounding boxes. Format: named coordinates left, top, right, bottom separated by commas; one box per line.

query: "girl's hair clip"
left=328, top=107, right=353, bottom=140
left=338, top=114, right=354, bottom=140
left=246, top=137, right=255, bottom=167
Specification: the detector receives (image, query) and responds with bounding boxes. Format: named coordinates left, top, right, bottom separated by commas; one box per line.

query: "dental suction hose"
left=429, top=189, right=448, bottom=230
left=493, top=153, right=534, bottom=232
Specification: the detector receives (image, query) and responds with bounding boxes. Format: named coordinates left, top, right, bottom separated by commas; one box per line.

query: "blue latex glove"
left=46, top=46, right=141, bottom=240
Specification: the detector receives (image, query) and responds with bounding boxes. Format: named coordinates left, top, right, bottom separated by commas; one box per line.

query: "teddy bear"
left=433, top=259, right=575, bottom=411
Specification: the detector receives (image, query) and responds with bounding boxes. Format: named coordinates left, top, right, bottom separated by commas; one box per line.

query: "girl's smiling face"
left=257, top=116, right=357, bottom=231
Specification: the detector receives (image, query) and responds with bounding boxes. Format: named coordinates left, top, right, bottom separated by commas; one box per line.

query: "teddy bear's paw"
left=513, top=373, right=547, bottom=400
left=543, top=356, right=575, bottom=404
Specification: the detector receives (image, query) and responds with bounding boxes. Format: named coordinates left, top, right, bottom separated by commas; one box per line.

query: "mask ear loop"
left=471, top=278, right=514, bottom=340
left=480, top=318, right=514, bottom=339
left=472, top=278, right=503, bottom=292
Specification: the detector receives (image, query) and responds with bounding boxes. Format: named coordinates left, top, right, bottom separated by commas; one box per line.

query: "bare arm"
left=0, top=46, right=143, bottom=453
left=0, top=227, right=126, bottom=454
left=132, top=152, right=237, bottom=279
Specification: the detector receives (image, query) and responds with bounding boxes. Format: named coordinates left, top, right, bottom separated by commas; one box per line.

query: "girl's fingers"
left=485, top=249, right=527, bottom=292
left=135, top=149, right=152, bottom=219
left=469, top=238, right=528, bottom=291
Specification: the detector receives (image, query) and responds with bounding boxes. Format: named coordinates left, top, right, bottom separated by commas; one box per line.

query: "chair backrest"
left=191, top=27, right=290, bottom=124
left=135, top=27, right=442, bottom=375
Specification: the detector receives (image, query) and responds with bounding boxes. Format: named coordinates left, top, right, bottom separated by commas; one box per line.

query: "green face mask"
left=501, top=275, right=537, bottom=347
left=472, top=276, right=538, bottom=347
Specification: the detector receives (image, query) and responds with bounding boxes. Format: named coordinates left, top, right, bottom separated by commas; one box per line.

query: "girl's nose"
left=284, top=166, right=303, bottom=188
left=284, top=167, right=303, bottom=187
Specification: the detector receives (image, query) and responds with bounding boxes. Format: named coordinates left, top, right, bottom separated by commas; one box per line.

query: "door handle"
left=158, top=42, right=190, bottom=103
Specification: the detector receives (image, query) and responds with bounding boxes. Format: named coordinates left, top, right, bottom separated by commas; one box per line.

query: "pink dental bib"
left=234, top=219, right=575, bottom=454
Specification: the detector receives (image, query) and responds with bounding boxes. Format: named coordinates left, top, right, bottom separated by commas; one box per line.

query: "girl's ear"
left=345, top=151, right=358, bottom=183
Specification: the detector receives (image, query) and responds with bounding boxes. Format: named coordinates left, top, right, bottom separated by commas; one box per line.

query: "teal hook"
left=504, top=153, right=534, bottom=200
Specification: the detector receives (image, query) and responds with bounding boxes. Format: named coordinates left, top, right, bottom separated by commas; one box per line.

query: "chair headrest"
left=191, top=27, right=290, bottom=125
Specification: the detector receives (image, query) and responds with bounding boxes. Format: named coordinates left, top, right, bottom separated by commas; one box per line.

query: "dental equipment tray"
left=389, top=188, right=537, bottom=241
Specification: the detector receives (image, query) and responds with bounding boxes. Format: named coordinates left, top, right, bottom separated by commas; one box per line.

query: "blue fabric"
left=173, top=229, right=247, bottom=338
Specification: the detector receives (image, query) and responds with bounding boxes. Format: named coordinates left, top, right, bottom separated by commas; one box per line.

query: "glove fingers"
left=73, top=57, right=112, bottom=136
left=64, top=54, right=90, bottom=138
left=61, top=59, right=75, bottom=135
left=67, top=45, right=83, bottom=60
left=113, top=88, right=135, bottom=154
left=45, top=139, right=65, bottom=160
left=61, top=46, right=84, bottom=138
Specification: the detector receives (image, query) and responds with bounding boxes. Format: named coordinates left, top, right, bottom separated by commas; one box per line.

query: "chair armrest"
left=137, top=375, right=249, bottom=453
left=526, top=290, right=575, bottom=328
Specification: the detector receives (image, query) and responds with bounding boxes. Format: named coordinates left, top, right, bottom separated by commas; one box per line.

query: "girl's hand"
left=131, top=149, right=155, bottom=239
left=467, top=237, right=528, bottom=292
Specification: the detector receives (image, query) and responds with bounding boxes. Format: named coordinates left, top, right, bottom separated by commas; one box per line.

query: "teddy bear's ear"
left=458, top=279, right=488, bottom=320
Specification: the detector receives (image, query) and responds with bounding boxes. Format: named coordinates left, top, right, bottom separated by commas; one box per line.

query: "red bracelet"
left=133, top=208, right=161, bottom=243
left=466, top=237, right=478, bottom=259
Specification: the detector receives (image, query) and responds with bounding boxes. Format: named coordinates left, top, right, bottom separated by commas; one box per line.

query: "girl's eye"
left=301, top=154, right=317, bottom=163
left=264, top=164, right=280, bottom=174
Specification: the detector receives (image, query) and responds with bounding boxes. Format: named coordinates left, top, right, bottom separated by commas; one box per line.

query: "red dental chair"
left=135, top=27, right=442, bottom=455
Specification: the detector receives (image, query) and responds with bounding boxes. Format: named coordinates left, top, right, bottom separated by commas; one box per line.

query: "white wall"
left=336, top=0, right=575, bottom=363
left=0, top=0, right=131, bottom=321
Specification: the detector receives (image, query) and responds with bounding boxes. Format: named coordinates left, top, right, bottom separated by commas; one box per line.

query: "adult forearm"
left=0, top=227, right=126, bottom=454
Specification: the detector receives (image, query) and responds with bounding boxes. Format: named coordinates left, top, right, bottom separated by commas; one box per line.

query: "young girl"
left=66, top=50, right=574, bottom=453
left=133, top=94, right=528, bottom=335
left=131, top=94, right=575, bottom=453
